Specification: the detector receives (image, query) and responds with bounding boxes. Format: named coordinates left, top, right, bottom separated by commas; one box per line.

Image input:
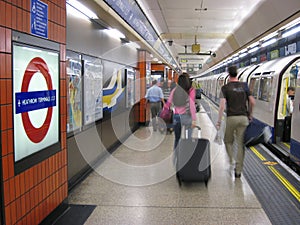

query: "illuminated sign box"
left=12, top=34, right=60, bottom=173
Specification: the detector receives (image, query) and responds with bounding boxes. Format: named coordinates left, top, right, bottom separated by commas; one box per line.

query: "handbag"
left=159, top=106, right=173, bottom=123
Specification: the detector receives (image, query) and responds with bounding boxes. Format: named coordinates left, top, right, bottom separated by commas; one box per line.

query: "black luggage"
left=195, top=88, right=202, bottom=99
left=176, top=127, right=211, bottom=186
left=282, top=116, right=291, bottom=142
left=244, top=119, right=272, bottom=147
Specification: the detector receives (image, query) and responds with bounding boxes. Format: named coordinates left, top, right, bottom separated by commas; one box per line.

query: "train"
left=195, top=53, right=300, bottom=171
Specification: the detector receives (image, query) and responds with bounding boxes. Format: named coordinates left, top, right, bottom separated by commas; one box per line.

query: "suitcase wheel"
left=176, top=173, right=182, bottom=186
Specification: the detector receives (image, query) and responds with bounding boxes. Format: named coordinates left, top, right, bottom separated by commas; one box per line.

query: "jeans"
left=173, top=114, right=192, bottom=151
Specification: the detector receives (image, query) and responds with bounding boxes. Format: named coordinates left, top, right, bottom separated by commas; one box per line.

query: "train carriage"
left=197, top=53, right=300, bottom=168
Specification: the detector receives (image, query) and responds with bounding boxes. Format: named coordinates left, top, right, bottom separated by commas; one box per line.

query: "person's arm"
left=145, top=89, right=149, bottom=103
left=159, top=88, right=165, bottom=105
left=248, top=95, right=255, bottom=120
left=216, top=98, right=226, bottom=129
left=164, top=88, right=174, bottom=109
left=189, top=88, right=197, bottom=127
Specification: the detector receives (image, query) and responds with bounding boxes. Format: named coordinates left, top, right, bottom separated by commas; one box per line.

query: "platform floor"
left=67, top=106, right=271, bottom=225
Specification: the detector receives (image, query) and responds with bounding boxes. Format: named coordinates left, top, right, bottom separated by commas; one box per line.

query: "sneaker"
left=227, top=164, right=234, bottom=176
left=234, top=172, right=241, bottom=178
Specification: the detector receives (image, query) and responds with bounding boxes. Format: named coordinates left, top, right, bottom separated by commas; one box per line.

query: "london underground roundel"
left=20, top=57, right=54, bottom=143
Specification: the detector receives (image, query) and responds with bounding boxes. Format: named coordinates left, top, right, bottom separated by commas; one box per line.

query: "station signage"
left=13, top=44, right=59, bottom=162
left=30, top=0, right=48, bottom=38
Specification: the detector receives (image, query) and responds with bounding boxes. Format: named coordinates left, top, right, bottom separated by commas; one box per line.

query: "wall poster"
left=83, top=55, right=103, bottom=125
left=125, top=68, right=135, bottom=108
left=13, top=43, right=59, bottom=162
left=66, top=51, right=82, bottom=133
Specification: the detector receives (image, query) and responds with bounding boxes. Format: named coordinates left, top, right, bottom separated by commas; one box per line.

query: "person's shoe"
left=234, top=172, right=241, bottom=178
left=227, top=164, right=234, bottom=176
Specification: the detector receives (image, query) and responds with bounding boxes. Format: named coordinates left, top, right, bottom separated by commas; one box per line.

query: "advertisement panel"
left=66, top=51, right=82, bottom=133
left=83, top=56, right=103, bottom=125
left=126, top=68, right=135, bottom=108
left=13, top=44, right=59, bottom=162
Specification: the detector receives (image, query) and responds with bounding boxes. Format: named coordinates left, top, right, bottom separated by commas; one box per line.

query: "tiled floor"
left=68, top=109, right=271, bottom=225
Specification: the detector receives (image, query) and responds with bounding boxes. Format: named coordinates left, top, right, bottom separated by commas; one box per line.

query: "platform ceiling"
left=92, top=0, right=300, bottom=73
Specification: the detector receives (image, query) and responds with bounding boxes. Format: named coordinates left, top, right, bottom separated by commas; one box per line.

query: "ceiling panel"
left=136, top=0, right=266, bottom=74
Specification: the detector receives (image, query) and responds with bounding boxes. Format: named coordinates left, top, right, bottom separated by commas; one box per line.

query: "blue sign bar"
left=15, top=90, right=56, bottom=114
left=31, top=0, right=48, bottom=38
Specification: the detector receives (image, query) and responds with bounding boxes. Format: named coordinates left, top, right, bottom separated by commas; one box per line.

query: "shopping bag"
left=214, top=130, right=223, bottom=145
left=159, top=106, right=173, bottom=124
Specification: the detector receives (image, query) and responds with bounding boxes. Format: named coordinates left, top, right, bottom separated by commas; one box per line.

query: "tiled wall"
left=0, top=0, right=67, bottom=224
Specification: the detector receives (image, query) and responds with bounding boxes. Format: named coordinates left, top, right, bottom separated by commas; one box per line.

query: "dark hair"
left=173, top=73, right=191, bottom=106
left=228, top=66, right=237, bottom=77
left=152, top=80, right=157, bottom=85
left=287, top=86, right=295, bottom=92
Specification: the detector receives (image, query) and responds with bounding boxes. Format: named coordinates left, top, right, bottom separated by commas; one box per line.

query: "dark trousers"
left=150, top=102, right=161, bottom=130
left=173, top=114, right=192, bottom=150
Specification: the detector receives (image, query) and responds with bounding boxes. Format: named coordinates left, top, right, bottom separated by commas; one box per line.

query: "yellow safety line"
left=249, top=146, right=266, bottom=161
left=269, top=166, right=300, bottom=202
left=283, top=142, right=290, bottom=149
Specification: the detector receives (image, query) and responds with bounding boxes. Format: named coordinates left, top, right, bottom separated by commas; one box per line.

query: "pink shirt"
left=165, top=87, right=197, bottom=121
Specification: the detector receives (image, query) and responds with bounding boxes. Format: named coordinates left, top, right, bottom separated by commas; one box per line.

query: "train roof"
left=251, top=53, right=300, bottom=75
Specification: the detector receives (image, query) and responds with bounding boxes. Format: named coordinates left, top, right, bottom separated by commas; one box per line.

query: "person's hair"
left=152, top=80, right=157, bottom=85
left=228, top=66, right=237, bottom=77
left=173, top=73, right=191, bottom=106
left=287, top=86, right=295, bottom=92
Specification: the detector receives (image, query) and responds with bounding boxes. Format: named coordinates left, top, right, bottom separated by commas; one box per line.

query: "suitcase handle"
left=184, top=126, right=201, bottom=139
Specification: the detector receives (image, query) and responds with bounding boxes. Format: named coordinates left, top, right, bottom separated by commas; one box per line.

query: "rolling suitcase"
left=244, top=119, right=272, bottom=147
left=176, top=126, right=211, bottom=186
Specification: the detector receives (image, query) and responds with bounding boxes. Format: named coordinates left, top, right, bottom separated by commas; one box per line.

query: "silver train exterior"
left=196, top=53, right=300, bottom=167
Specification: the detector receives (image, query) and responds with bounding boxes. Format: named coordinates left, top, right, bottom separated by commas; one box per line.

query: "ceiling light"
left=282, top=26, right=300, bottom=38
left=248, top=46, right=259, bottom=53
left=239, top=52, right=247, bottom=58
left=104, top=29, right=125, bottom=39
left=261, top=38, right=276, bottom=47
left=67, top=0, right=98, bottom=19
left=261, top=31, right=277, bottom=41
left=128, top=42, right=140, bottom=49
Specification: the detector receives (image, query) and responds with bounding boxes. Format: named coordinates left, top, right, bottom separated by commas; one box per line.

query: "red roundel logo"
left=21, top=57, right=53, bottom=143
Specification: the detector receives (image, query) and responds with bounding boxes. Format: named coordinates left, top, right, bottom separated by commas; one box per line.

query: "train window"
left=249, top=78, right=259, bottom=98
left=259, top=77, right=272, bottom=102
left=288, top=64, right=298, bottom=87
left=216, top=79, right=223, bottom=96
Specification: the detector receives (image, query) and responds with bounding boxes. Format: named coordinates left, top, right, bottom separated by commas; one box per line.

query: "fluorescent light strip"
left=105, top=29, right=125, bottom=39
left=239, top=52, right=247, bottom=58
left=282, top=26, right=300, bottom=38
left=67, top=0, right=98, bottom=19
left=261, top=38, right=276, bottom=47
left=128, top=41, right=140, bottom=49
left=248, top=46, right=259, bottom=53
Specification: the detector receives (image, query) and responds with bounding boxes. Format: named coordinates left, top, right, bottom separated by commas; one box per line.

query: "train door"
left=276, top=60, right=299, bottom=146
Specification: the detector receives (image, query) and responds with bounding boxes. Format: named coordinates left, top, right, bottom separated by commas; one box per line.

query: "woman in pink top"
left=164, top=73, right=197, bottom=152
